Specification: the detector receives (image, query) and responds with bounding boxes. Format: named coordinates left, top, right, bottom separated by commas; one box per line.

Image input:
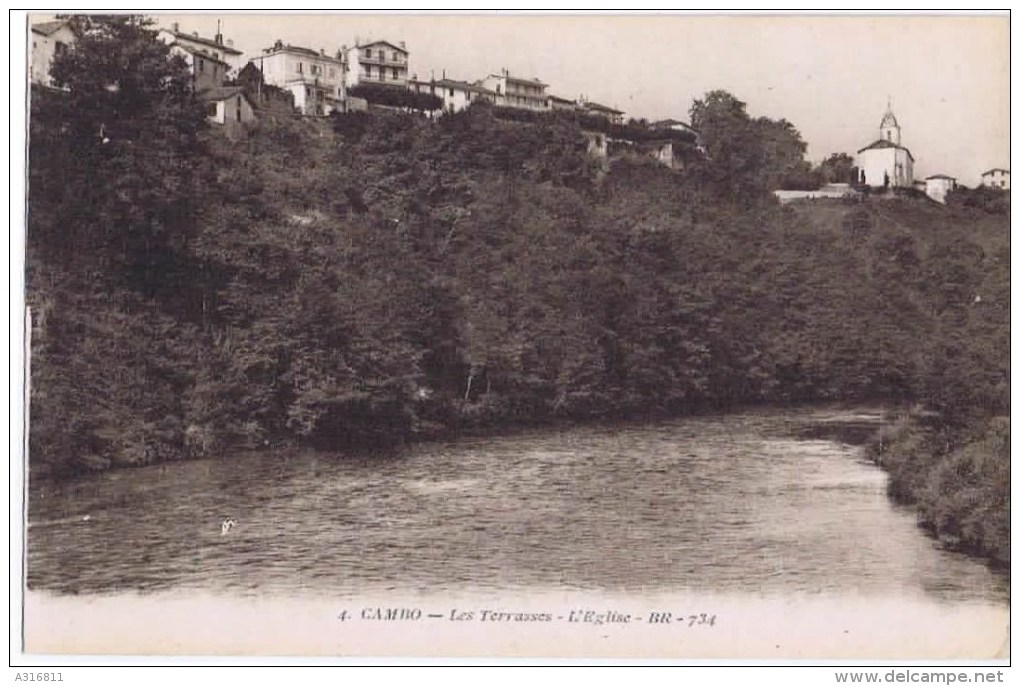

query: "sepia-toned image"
left=18, top=11, right=1009, bottom=661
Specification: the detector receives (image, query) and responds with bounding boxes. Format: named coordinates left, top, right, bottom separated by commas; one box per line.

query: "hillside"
left=24, top=20, right=1009, bottom=569
left=28, top=99, right=1009, bottom=464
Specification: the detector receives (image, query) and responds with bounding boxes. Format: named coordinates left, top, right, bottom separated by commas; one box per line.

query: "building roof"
left=548, top=94, right=576, bottom=104
left=355, top=39, right=408, bottom=54
left=879, top=107, right=899, bottom=129
left=197, top=85, right=252, bottom=103
left=654, top=118, right=695, bottom=130
left=925, top=174, right=956, bottom=181
left=489, top=73, right=546, bottom=87
left=857, top=138, right=915, bottom=162
left=583, top=101, right=623, bottom=115
left=162, top=28, right=242, bottom=55
left=433, top=78, right=496, bottom=95
left=31, top=20, right=70, bottom=36
left=258, top=42, right=344, bottom=64
left=981, top=168, right=1010, bottom=176
left=174, top=44, right=231, bottom=68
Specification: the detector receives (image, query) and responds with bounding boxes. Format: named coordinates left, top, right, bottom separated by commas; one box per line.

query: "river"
left=23, top=406, right=1008, bottom=657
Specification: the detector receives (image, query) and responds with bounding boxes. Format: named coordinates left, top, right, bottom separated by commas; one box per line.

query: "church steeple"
left=879, top=97, right=901, bottom=145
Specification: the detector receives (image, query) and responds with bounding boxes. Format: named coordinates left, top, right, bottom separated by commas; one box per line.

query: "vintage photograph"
left=18, top=12, right=1009, bottom=660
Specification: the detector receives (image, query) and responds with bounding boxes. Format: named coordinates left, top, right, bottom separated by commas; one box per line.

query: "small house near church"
left=924, top=174, right=956, bottom=204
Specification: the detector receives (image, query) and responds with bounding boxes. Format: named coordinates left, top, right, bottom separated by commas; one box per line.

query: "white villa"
left=250, top=40, right=345, bottom=116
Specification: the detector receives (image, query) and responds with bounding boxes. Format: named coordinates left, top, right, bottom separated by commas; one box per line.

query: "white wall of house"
left=924, top=177, right=956, bottom=204
left=207, top=93, right=255, bottom=126
left=30, top=22, right=75, bottom=86
left=157, top=28, right=244, bottom=77
left=481, top=73, right=548, bottom=110
left=981, top=169, right=1010, bottom=190
left=252, top=48, right=344, bottom=115
left=856, top=146, right=913, bottom=188
left=169, top=45, right=229, bottom=90
left=346, top=41, right=409, bottom=89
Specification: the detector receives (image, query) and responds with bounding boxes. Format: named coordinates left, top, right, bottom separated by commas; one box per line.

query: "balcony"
left=359, top=53, right=407, bottom=68
left=285, top=73, right=342, bottom=89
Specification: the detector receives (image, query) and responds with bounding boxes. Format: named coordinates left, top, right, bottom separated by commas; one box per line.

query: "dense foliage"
left=869, top=414, right=1009, bottom=565
left=347, top=83, right=443, bottom=112
left=26, top=16, right=1009, bottom=566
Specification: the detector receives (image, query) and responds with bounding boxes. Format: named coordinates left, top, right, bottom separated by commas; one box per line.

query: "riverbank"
left=866, top=411, right=1010, bottom=567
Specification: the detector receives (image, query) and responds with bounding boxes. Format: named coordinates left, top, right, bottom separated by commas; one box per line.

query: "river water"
left=24, top=406, right=1009, bottom=657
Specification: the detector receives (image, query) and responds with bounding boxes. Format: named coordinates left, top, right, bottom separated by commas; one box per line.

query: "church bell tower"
left=879, top=98, right=901, bottom=145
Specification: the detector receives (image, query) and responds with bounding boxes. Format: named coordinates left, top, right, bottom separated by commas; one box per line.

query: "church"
left=855, top=103, right=914, bottom=189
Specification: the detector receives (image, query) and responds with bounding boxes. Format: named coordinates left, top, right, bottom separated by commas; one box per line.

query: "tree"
left=689, top=90, right=766, bottom=199
left=755, top=117, right=818, bottom=190
left=33, top=14, right=207, bottom=297
left=27, top=15, right=209, bottom=474
left=815, top=152, right=855, bottom=184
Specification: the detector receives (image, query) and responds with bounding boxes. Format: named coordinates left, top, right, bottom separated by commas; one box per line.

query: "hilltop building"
left=578, top=98, right=625, bottom=124
left=924, top=174, right=957, bottom=204
left=30, top=19, right=75, bottom=86
left=548, top=94, right=579, bottom=112
left=653, top=119, right=698, bottom=136
left=168, top=42, right=231, bottom=91
left=346, top=39, right=409, bottom=89
left=480, top=70, right=549, bottom=111
left=250, top=40, right=345, bottom=116
left=408, top=76, right=496, bottom=114
left=980, top=168, right=1009, bottom=190
left=855, top=103, right=914, bottom=189
left=158, top=23, right=244, bottom=78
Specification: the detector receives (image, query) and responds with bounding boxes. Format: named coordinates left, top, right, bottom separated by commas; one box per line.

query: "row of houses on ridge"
left=30, top=18, right=1006, bottom=186
left=29, top=19, right=642, bottom=127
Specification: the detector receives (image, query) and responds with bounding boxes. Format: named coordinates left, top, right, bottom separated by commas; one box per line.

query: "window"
left=449, top=88, right=454, bottom=97
left=392, top=67, right=399, bottom=79
left=392, top=51, right=398, bottom=61
left=54, top=41, right=67, bottom=56
left=329, top=68, right=335, bottom=78
left=236, top=106, right=242, bottom=122
left=365, top=48, right=372, bottom=59
left=297, top=62, right=303, bottom=73
left=495, top=84, right=501, bottom=94
left=198, top=58, right=204, bottom=73
left=205, top=102, right=217, bottom=117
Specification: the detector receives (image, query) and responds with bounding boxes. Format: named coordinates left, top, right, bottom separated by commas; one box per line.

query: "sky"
left=30, top=12, right=1010, bottom=186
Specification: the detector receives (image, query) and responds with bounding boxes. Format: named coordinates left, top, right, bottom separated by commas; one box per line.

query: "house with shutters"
left=408, top=76, right=496, bottom=115
left=480, top=69, right=549, bottom=111
left=980, top=168, right=1009, bottom=190
left=249, top=40, right=346, bottom=116
left=346, top=39, right=410, bottom=90
left=157, top=22, right=244, bottom=78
